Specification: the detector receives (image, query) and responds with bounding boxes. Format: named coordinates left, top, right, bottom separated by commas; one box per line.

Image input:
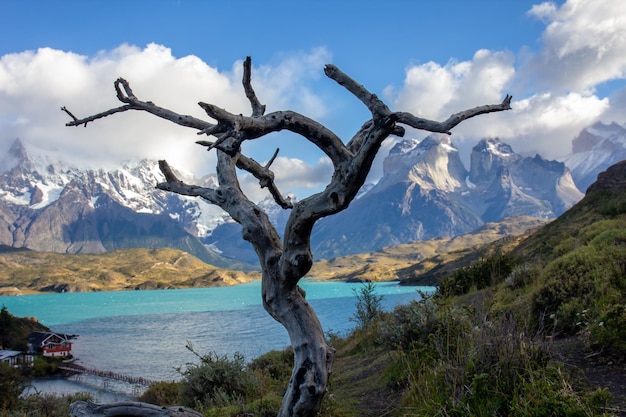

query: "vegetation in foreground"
left=1, top=239, right=624, bottom=416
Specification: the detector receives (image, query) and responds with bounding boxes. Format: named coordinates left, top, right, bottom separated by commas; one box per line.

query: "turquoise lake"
left=1, top=280, right=434, bottom=399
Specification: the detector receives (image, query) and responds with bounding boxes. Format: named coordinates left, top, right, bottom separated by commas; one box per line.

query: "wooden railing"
left=58, top=363, right=157, bottom=387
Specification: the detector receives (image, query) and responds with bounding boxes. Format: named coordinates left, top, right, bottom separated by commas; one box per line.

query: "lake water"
left=1, top=280, right=434, bottom=400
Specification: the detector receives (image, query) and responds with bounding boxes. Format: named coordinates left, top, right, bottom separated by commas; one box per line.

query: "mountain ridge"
left=311, top=134, right=583, bottom=258
left=2, top=120, right=625, bottom=265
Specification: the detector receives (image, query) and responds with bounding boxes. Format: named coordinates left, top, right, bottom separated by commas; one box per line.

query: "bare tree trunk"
left=64, top=56, right=511, bottom=417
left=262, top=266, right=334, bottom=417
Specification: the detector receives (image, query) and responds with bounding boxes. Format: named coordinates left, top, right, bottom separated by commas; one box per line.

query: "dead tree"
left=63, top=57, right=511, bottom=417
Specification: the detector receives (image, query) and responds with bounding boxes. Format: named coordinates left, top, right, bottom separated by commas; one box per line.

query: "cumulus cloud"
left=239, top=156, right=333, bottom=202
left=385, top=0, right=625, bottom=162
left=0, top=44, right=333, bottom=186
left=2, top=0, right=626, bottom=198
left=388, top=49, right=514, bottom=121
left=526, top=0, right=626, bottom=92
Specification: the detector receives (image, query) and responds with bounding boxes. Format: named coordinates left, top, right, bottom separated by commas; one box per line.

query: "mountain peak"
left=0, top=138, right=29, bottom=172
left=473, top=138, right=515, bottom=157
left=565, top=120, right=626, bottom=191
left=469, top=138, right=519, bottom=185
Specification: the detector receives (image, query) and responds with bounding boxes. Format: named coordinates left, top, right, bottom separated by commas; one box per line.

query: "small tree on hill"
left=64, top=56, right=511, bottom=417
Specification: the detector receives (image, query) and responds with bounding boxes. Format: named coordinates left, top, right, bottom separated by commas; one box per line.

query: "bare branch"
left=324, top=64, right=391, bottom=120
left=64, top=104, right=134, bottom=127
left=235, top=153, right=294, bottom=209
left=243, top=56, right=266, bottom=117
left=395, top=94, right=513, bottom=134
left=197, top=104, right=351, bottom=166
left=157, top=160, right=221, bottom=205
left=60, top=106, right=78, bottom=122
left=115, top=78, right=137, bottom=102
left=64, top=78, right=214, bottom=131
left=265, top=148, right=279, bottom=169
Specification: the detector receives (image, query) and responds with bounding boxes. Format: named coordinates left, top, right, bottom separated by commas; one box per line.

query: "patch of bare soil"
left=550, top=335, right=626, bottom=416
left=330, top=352, right=402, bottom=417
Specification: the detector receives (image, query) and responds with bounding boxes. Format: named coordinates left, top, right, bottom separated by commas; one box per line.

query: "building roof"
left=28, top=331, right=78, bottom=347
left=0, top=350, right=24, bottom=360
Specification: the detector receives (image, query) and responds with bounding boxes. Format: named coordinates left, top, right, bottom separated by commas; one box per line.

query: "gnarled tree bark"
left=64, top=56, right=511, bottom=417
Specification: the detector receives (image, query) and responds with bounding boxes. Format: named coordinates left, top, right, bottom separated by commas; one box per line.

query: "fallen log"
left=70, top=401, right=203, bottom=417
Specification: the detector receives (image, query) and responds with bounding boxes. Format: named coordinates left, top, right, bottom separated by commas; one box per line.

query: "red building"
left=28, top=331, right=77, bottom=358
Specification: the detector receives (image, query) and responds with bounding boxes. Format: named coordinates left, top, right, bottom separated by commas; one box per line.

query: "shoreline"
left=24, top=375, right=139, bottom=402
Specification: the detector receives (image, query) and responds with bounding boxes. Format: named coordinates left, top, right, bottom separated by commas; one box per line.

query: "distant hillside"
left=308, top=216, right=549, bottom=284
left=0, top=306, right=49, bottom=351
left=0, top=247, right=259, bottom=295
left=513, top=158, right=626, bottom=262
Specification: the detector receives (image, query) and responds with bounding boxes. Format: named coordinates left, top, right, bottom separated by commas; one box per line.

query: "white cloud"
left=527, top=2, right=558, bottom=22
left=239, top=156, right=333, bottom=202
left=387, top=49, right=515, bottom=120
left=526, top=0, right=626, bottom=92
left=385, top=0, right=625, bottom=163
left=2, top=0, right=626, bottom=199
left=0, top=44, right=333, bottom=189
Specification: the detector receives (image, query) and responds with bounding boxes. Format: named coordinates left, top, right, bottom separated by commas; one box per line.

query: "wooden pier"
left=58, top=363, right=157, bottom=387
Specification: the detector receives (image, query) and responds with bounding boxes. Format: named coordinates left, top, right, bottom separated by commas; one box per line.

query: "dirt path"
left=551, top=335, right=626, bottom=416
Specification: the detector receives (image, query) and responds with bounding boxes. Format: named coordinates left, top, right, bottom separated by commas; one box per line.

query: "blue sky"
left=1, top=0, right=626, bottom=200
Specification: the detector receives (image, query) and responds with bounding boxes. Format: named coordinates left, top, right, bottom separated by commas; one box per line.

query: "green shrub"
left=350, top=282, right=384, bottom=330
left=505, top=263, right=536, bottom=289
left=242, top=392, right=283, bottom=417
left=532, top=245, right=622, bottom=335
left=32, top=356, right=59, bottom=377
left=590, top=303, right=626, bottom=356
left=179, top=351, right=252, bottom=409
left=378, top=293, right=438, bottom=351
left=390, top=306, right=600, bottom=417
left=438, top=250, right=516, bottom=297
left=0, top=362, right=26, bottom=410
left=247, top=348, right=292, bottom=393
left=138, top=381, right=182, bottom=406
left=14, top=392, right=94, bottom=417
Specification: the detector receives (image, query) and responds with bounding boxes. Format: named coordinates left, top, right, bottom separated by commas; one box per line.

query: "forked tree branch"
left=243, top=56, right=266, bottom=117
left=394, top=94, right=513, bottom=134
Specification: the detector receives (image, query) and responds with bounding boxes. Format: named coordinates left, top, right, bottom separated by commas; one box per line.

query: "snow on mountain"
left=311, top=134, right=583, bottom=259
left=563, top=122, right=626, bottom=192
left=0, top=138, right=260, bottom=268
left=378, top=134, right=467, bottom=193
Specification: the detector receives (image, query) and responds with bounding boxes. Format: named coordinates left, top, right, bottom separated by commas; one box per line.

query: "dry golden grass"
left=0, top=247, right=259, bottom=294
left=308, top=216, right=548, bottom=283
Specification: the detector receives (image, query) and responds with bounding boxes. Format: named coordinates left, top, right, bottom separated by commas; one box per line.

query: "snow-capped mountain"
left=0, top=138, right=258, bottom=268
left=310, top=134, right=583, bottom=259
left=1, top=127, right=596, bottom=265
left=563, top=122, right=626, bottom=192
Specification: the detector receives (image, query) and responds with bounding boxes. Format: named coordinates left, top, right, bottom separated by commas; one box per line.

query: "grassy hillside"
left=0, top=306, right=49, bottom=351
left=0, top=247, right=259, bottom=294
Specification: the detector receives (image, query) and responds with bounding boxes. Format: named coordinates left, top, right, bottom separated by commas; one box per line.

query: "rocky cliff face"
left=311, top=135, right=583, bottom=259
left=0, top=138, right=246, bottom=268
left=564, top=122, right=626, bottom=192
